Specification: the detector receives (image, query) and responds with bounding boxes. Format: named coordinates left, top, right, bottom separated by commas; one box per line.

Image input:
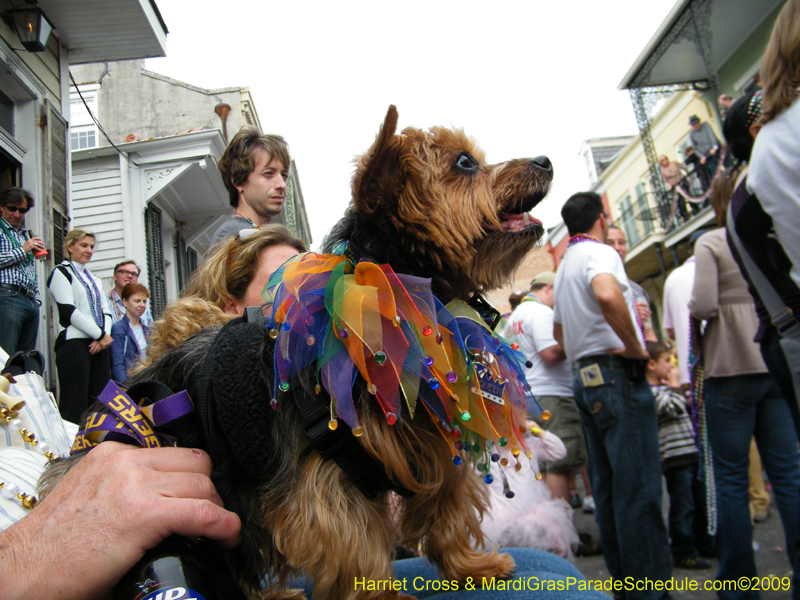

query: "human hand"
left=89, top=334, right=113, bottom=355
left=635, top=301, right=652, bottom=324
left=608, top=345, right=649, bottom=361
left=667, top=364, right=682, bottom=388
left=22, top=237, right=43, bottom=254
left=0, top=442, right=241, bottom=600
left=709, top=147, right=717, bottom=156
left=700, top=156, right=707, bottom=165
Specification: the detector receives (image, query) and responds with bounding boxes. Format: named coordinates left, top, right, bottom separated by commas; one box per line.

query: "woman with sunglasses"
left=46, top=228, right=113, bottom=423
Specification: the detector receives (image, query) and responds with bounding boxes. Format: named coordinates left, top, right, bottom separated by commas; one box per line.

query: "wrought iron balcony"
left=611, top=172, right=710, bottom=250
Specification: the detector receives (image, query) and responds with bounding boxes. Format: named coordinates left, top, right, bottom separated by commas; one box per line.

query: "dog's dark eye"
left=455, top=151, right=479, bottom=174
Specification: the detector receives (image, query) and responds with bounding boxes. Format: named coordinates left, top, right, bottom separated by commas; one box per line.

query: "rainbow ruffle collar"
left=263, top=248, right=539, bottom=474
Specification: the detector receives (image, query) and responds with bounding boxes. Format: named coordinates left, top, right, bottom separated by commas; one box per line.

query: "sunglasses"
left=3, top=205, right=29, bottom=214
left=226, top=228, right=260, bottom=278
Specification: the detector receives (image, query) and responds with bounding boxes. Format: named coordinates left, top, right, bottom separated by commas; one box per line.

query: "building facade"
left=68, top=60, right=312, bottom=317
left=0, top=0, right=167, bottom=387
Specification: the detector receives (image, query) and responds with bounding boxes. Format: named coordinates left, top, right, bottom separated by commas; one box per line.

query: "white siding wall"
left=71, top=157, right=125, bottom=290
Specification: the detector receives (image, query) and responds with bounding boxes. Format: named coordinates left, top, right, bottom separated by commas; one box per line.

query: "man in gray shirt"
left=211, top=128, right=291, bottom=246
left=688, top=115, right=721, bottom=177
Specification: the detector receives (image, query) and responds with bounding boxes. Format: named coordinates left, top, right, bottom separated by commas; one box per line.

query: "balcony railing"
left=612, top=177, right=710, bottom=250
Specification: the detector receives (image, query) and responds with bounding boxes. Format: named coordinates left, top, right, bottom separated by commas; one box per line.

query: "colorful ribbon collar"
left=262, top=246, right=539, bottom=476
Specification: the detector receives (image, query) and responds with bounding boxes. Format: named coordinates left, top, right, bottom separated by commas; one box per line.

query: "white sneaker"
left=582, top=496, right=596, bottom=513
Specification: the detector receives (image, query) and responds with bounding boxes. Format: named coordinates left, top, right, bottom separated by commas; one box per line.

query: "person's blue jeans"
left=760, top=330, right=800, bottom=441
left=664, top=463, right=698, bottom=560
left=0, top=288, right=39, bottom=355
left=705, top=374, right=800, bottom=600
left=295, top=548, right=609, bottom=599
left=573, top=359, right=672, bottom=600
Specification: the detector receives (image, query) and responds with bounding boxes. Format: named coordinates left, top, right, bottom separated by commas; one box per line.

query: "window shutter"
left=52, top=208, right=69, bottom=264
left=49, top=107, right=68, bottom=213
left=145, top=205, right=167, bottom=318
left=187, top=247, right=198, bottom=278
left=174, top=232, right=189, bottom=292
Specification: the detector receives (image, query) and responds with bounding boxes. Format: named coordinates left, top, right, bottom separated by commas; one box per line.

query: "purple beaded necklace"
left=70, top=261, right=104, bottom=328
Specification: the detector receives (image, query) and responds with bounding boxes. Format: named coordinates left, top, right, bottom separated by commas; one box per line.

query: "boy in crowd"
left=646, top=341, right=711, bottom=570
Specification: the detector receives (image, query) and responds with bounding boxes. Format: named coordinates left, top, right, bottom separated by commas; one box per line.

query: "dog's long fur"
left=42, top=106, right=551, bottom=600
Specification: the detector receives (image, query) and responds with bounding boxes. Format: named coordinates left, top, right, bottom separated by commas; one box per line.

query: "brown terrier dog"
left=44, top=105, right=552, bottom=600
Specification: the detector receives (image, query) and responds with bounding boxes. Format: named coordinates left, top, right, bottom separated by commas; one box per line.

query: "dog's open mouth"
left=499, top=212, right=543, bottom=233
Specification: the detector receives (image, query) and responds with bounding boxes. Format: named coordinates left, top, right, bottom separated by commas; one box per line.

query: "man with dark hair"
left=0, top=187, right=44, bottom=354
left=211, top=127, right=291, bottom=246
left=553, top=191, right=672, bottom=599
left=107, top=260, right=152, bottom=326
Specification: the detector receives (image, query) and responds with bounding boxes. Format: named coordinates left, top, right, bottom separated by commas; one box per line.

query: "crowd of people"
left=1, top=2, right=800, bottom=599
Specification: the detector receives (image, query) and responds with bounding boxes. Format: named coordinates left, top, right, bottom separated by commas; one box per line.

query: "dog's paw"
left=466, top=549, right=516, bottom=581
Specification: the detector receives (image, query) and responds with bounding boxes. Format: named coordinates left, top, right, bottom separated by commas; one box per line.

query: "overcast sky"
left=146, top=0, right=676, bottom=248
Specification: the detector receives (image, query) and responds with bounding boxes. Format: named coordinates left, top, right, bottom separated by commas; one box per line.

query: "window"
left=69, top=88, right=98, bottom=150
left=0, top=88, right=14, bottom=135
left=619, top=194, right=640, bottom=247
left=634, top=182, right=654, bottom=236
left=70, top=125, right=96, bottom=150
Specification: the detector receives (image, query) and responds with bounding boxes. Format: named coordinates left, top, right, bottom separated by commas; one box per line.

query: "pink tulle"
left=480, top=429, right=579, bottom=559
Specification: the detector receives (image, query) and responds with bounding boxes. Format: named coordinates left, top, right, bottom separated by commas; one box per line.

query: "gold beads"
left=541, top=410, right=551, bottom=420
left=21, top=494, right=37, bottom=510
left=21, top=429, right=35, bottom=443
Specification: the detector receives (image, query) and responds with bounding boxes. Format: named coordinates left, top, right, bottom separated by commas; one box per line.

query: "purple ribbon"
left=71, top=380, right=194, bottom=454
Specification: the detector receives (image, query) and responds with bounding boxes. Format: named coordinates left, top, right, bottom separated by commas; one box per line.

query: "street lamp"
left=9, top=5, right=54, bottom=53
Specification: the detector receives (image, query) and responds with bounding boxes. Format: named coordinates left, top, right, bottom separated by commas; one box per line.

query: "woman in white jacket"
left=47, top=229, right=112, bottom=423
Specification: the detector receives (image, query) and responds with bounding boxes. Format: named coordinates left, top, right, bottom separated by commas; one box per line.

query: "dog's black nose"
left=532, top=155, right=553, bottom=174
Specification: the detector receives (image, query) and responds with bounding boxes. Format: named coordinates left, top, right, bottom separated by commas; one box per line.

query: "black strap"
left=238, top=308, right=407, bottom=498
left=124, top=379, right=248, bottom=600
left=288, top=378, right=405, bottom=498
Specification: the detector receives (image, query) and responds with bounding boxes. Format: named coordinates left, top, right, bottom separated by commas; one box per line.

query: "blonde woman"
left=140, top=224, right=306, bottom=369
left=46, top=229, right=112, bottom=423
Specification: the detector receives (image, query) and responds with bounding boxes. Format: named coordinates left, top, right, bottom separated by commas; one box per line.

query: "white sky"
left=146, top=0, right=676, bottom=248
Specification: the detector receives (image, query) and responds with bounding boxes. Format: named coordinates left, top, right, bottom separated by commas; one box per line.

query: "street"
left=570, top=478, right=792, bottom=599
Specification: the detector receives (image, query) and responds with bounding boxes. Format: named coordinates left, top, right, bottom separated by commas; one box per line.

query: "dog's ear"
left=351, top=105, right=403, bottom=215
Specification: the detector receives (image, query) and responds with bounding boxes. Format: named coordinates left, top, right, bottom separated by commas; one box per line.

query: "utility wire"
left=68, top=71, right=139, bottom=167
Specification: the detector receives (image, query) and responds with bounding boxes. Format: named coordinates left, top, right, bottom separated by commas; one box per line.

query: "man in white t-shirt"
left=504, top=271, right=589, bottom=506
left=553, top=191, right=672, bottom=599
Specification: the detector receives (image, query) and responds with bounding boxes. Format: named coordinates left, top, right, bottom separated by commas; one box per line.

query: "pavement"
left=569, top=478, right=792, bottom=599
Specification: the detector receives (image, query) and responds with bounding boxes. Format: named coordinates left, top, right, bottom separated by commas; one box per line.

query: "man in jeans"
left=0, top=187, right=43, bottom=354
left=553, top=191, right=672, bottom=600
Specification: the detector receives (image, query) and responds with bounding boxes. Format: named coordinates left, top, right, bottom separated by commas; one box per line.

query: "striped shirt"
left=0, top=217, right=38, bottom=297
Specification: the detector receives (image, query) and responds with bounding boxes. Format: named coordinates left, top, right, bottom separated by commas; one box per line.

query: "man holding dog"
left=212, top=126, right=291, bottom=246
left=553, top=191, right=672, bottom=599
